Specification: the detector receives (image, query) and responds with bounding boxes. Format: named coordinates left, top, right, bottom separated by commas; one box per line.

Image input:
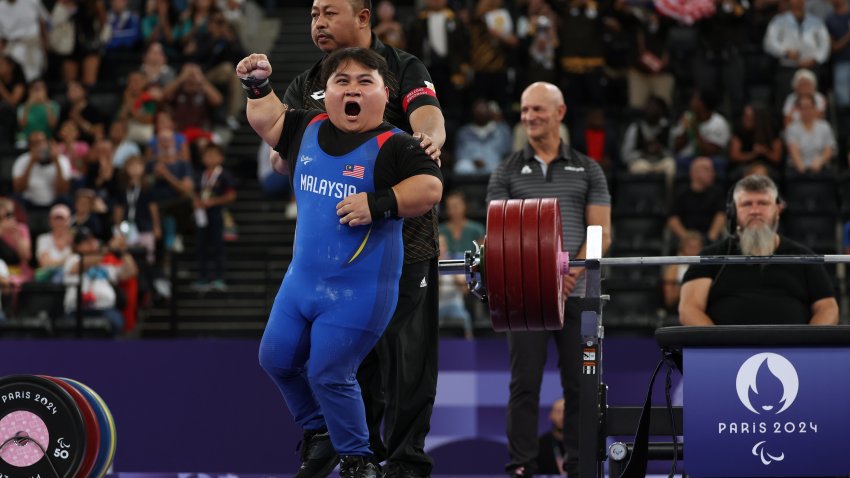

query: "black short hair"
left=320, top=47, right=397, bottom=96
left=203, top=143, right=224, bottom=156
left=696, top=89, right=719, bottom=112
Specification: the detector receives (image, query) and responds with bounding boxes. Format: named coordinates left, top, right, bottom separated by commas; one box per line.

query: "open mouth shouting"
left=344, top=101, right=362, bottom=119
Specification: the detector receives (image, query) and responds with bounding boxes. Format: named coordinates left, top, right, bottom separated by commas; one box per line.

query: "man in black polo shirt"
left=281, top=1, right=446, bottom=477
left=487, top=82, right=611, bottom=478
left=679, top=174, right=838, bottom=326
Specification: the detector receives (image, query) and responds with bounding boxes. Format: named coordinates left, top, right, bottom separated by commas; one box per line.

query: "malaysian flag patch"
left=343, top=164, right=365, bottom=179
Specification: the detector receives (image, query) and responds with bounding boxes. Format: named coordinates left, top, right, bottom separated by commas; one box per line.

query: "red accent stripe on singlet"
left=376, top=131, right=395, bottom=149
left=308, top=113, right=329, bottom=125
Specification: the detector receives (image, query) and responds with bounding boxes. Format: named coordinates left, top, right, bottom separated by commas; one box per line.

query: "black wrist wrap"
left=366, top=189, right=399, bottom=221
left=240, top=76, right=272, bottom=99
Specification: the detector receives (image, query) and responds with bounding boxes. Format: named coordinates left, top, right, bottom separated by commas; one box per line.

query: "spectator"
left=12, top=131, right=72, bottom=211
left=557, top=0, right=614, bottom=115
left=729, top=104, right=783, bottom=176
left=71, top=188, right=107, bottom=242
left=661, top=230, right=704, bottom=315
left=0, top=55, right=25, bottom=148
left=17, top=79, right=59, bottom=144
left=104, top=0, right=142, bottom=51
left=146, top=110, right=191, bottom=163
left=373, top=0, right=405, bottom=49
left=0, top=257, right=9, bottom=320
left=0, top=0, right=48, bottom=82
left=190, top=143, right=235, bottom=291
left=217, top=0, right=243, bottom=29
left=139, top=41, right=177, bottom=88
left=49, top=0, right=76, bottom=61
left=535, top=398, right=566, bottom=475
left=183, top=9, right=244, bottom=129
left=516, top=0, right=558, bottom=89
left=785, top=93, right=837, bottom=174
left=469, top=0, right=517, bottom=111
left=667, top=156, right=726, bottom=243
left=256, top=141, right=290, bottom=200
left=60, top=81, right=107, bottom=144
left=147, top=127, right=194, bottom=252
left=454, top=98, right=512, bottom=174
left=437, top=233, right=473, bottom=339
left=763, top=0, right=830, bottom=112
left=405, top=0, right=470, bottom=131
left=141, top=0, right=183, bottom=59
left=78, top=138, right=120, bottom=212
left=621, top=95, right=675, bottom=185
left=627, top=6, right=674, bottom=110
left=109, top=120, right=142, bottom=169
left=175, top=0, right=216, bottom=51
left=66, top=0, right=107, bottom=87
left=694, top=0, right=749, bottom=117
left=35, top=203, right=73, bottom=281
left=114, top=154, right=160, bottom=264
left=62, top=226, right=137, bottom=336
left=826, top=0, right=850, bottom=140
left=163, top=62, right=222, bottom=143
left=671, top=89, right=731, bottom=174
left=56, top=120, right=91, bottom=180
left=438, top=190, right=485, bottom=256
left=117, top=71, right=160, bottom=144
left=571, top=108, right=619, bottom=174
left=0, top=198, right=32, bottom=287
left=782, top=68, right=827, bottom=126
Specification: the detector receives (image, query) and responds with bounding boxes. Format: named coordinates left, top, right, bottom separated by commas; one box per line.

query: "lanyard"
left=126, top=185, right=140, bottom=223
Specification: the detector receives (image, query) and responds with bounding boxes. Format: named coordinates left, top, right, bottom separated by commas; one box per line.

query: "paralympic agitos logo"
left=716, top=353, right=819, bottom=466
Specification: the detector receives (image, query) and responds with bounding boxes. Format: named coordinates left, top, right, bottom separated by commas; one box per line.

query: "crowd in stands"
left=0, top=0, right=246, bottom=335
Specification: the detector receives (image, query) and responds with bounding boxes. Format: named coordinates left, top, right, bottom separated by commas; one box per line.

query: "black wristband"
left=240, top=76, right=273, bottom=99
left=366, top=189, right=398, bottom=221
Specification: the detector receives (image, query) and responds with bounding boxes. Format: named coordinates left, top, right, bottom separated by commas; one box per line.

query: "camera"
left=37, top=148, right=50, bottom=165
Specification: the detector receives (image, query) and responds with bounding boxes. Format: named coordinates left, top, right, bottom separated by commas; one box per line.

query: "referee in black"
left=280, top=1, right=446, bottom=477
left=487, top=82, right=611, bottom=478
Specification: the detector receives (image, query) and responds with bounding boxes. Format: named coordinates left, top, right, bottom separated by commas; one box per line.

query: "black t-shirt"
left=275, top=109, right=442, bottom=263
left=195, top=167, right=237, bottom=219
left=682, top=236, right=835, bottom=325
left=670, top=185, right=725, bottom=236
left=282, top=35, right=443, bottom=262
left=282, top=34, right=440, bottom=136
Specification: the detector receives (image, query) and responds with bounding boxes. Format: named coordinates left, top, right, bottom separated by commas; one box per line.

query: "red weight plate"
left=538, top=198, right=565, bottom=330
left=485, top=200, right=509, bottom=332
left=521, top=199, right=545, bottom=331
left=502, top=200, right=527, bottom=331
left=39, top=376, right=99, bottom=478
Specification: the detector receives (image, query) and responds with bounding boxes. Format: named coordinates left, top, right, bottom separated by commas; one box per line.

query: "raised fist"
left=236, top=54, right=272, bottom=81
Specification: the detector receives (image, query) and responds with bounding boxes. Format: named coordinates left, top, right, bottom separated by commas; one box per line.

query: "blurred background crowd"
left=2, top=0, right=850, bottom=338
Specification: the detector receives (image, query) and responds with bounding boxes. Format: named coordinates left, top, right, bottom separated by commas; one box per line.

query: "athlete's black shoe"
left=293, top=429, right=339, bottom=478
left=339, top=455, right=380, bottom=478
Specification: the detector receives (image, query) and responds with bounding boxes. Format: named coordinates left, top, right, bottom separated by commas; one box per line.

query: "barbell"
left=439, top=198, right=850, bottom=332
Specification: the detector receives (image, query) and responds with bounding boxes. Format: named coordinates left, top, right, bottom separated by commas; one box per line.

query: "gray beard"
left=739, top=222, right=777, bottom=256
